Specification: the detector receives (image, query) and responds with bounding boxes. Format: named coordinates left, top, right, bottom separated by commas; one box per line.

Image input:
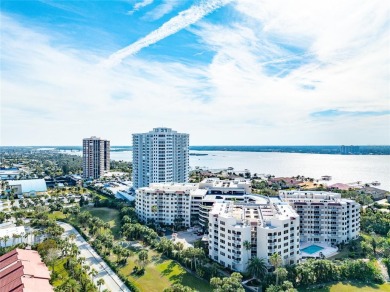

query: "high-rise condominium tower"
left=82, top=136, right=110, bottom=179
left=132, top=127, right=189, bottom=189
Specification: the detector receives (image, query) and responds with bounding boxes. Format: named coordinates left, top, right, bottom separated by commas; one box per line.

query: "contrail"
left=103, top=0, right=232, bottom=67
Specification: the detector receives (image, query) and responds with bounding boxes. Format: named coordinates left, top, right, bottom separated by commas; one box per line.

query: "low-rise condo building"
left=279, top=190, right=360, bottom=244
left=136, top=178, right=251, bottom=227
left=208, top=195, right=300, bottom=272
left=198, top=178, right=252, bottom=227
left=135, top=183, right=207, bottom=227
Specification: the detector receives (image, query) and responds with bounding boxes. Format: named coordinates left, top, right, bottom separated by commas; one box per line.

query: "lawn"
left=81, top=206, right=121, bottom=239
left=116, top=248, right=212, bottom=292
left=51, top=258, right=69, bottom=287
left=299, top=281, right=390, bottom=292
left=48, top=211, right=67, bottom=220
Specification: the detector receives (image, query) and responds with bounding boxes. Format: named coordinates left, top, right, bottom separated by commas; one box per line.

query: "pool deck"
left=300, top=242, right=338, bottom=258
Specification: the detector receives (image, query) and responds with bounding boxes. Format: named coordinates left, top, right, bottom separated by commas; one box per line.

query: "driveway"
left=165, top=231, right=203, bottom=249
left=58, top=221, right=130, bottom=292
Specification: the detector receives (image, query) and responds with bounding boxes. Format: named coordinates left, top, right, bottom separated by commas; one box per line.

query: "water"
left=301, top=245, right=324, bottom=254
left=60, top=150, right=390, bottom=191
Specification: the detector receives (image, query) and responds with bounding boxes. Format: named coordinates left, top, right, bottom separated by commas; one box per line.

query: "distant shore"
left=1, top=145, right=390, bottom=155
left=42, top=145, right=390, bottom=155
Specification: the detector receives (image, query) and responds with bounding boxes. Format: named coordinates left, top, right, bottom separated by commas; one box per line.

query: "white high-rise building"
left=132, top=128, right=189, bottom=189
left=82, top=137, right=110, bottom=179
left=279, top=190, right=360, bottom=244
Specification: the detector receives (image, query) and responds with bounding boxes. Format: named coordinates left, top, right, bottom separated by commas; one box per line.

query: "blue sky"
left=1, top=0, right=389, bottom=145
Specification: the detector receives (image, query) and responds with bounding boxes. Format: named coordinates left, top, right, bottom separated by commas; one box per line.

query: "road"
left=58, top=221, right=130, bottom=292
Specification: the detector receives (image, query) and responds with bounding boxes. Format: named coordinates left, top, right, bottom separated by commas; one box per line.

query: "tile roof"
left=0, top=249, right=53, bottom=292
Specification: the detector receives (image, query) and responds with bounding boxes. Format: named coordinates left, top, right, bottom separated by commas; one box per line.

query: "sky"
left=1, top=0, right=389, bottom=146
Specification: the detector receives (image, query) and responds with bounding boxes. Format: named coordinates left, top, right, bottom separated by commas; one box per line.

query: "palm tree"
left=69, top=233, right=76, bottom=242
left=269, top=253, right=282, bottom=285
left=3, top=235, right=9, bottom=247
left=64, top=278, right=81, bottom=292
left=89, top=268, right=98, bottom=282
left=243, top=240, right=252, bottom=260
left=97, top=278, right=105, bottom=291
left=247, top=257, right=268, bottom=283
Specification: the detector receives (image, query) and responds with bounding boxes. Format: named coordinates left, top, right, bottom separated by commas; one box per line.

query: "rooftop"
left=210, top=194, right=298, bottom=228
left=0, top=248, right=53, bottom=292
left=8, top=179, right=47, bottom=193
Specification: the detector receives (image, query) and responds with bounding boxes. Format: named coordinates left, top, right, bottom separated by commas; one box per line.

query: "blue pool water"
left=301, top=245, right=324, bottom=254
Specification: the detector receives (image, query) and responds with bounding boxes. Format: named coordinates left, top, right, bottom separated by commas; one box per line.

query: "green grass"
left=81, top=206, right=121, bottom=239
left=299, top=281, right=390, bottom=292
left=48, top=211, right=67, bottom=220
left=52, top=258, right=69, bottom=287
left=117, top=248, right=212, bottom=292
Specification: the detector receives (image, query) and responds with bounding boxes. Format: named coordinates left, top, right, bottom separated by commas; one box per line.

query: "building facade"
left=135, top=178, right=252, bottom=227
left=82, top=136, right=110, bottom=179
left=279, top=191, right=360, bottom=244
left=132, top=128, right=189, bottom=189
left=208, top=195, right=300, bottom=272
left=135, top=183, right=206, bottom=227
left=198, top=178, right=252, bottom=228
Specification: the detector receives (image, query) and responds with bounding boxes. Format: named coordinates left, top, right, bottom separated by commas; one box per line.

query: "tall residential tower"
left=82, top=136, right=110, bottom=179
left=132, top=127, right=189, bottom=189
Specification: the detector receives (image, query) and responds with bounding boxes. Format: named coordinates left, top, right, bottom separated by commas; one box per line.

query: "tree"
left=89, top=268, right=98, bottom=282
left=97, top=278, right=105, bottom=291
left=137, top=250, right=149, bottom=268
left=210, top=272, right=245, bottom=292
left=163, top=284, right=195, bottom=292
left=45, top=248, right=60, bottom=271
left=61, top=278, right=81, bottom=292
left=3, top=235, right=9, bottom=247
left=243, top=240, right=252, bottom=260
left=247, top=257, right=268, bottom=283
left=275, top=267, right=288, bottom=285
left=270, top=253, right=282, bottom=285
left=266, top=281, right=297, bottom=292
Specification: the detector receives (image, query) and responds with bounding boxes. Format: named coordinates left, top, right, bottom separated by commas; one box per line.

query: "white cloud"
left=143, top=0, right=181, bottom=21
left=127, top=0, right=154, bottom=15
left=104, top=0, right=233, bottom=67
left=1, top=0, right=389, bottom=146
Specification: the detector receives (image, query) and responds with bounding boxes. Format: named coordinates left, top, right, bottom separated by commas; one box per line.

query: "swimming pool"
left=301, top=245, right=324, bottom=254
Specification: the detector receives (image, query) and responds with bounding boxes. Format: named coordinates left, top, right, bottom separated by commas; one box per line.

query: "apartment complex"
left=135, top=178, right=251, bottom=227
left=279, top=191, right=360, bottom=244
left=198, top=178, right=252, bottom=228
left=208, top=196, right=300, bottom=272
left=82, top=136, right=110, bottom=179
left=135, top=181, right=361, bottom=271
left=132, top=128, right=189, bottom=189
left=136, top=183, right=206, bottom=227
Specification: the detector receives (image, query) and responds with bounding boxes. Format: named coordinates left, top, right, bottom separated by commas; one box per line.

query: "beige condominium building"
left=82, top=136, right=110, bottom=179
left=135, top=183, right=207, bottom=227
left=135, top=178, right=252, bottom=227
left=279, top=190, right=360, bottom=244
left=208, top=195, right=300, bottom=272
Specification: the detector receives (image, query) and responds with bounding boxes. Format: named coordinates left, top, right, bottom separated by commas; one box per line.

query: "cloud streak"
left=104, top=0, right=232, bottom=67
left=127, top=0, right=154, bottom=15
